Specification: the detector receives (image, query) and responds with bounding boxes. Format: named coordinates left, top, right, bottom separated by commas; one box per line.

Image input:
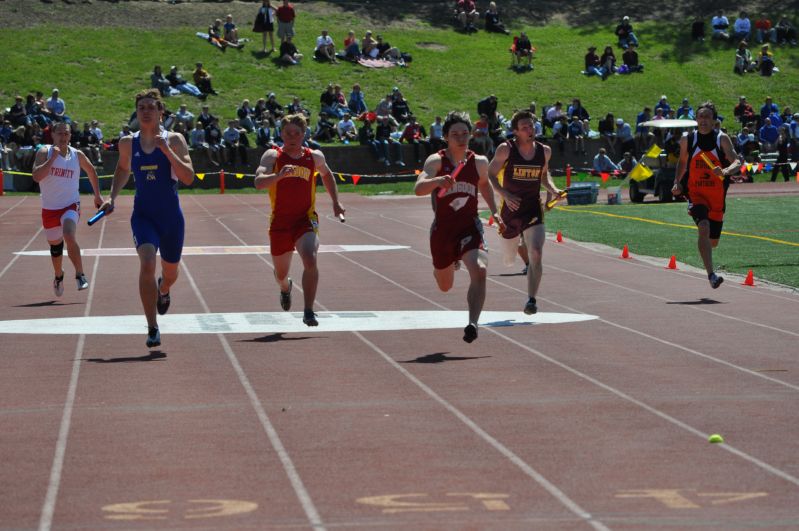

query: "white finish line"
left=0, top=311, right=597, bottom=335
left=14, top=244, right=409, bottom=257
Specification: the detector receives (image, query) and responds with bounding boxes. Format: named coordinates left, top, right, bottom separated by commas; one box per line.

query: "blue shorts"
left=131, top=208, right=185, bottom=263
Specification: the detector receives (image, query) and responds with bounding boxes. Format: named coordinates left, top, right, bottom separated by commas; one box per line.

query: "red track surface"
left=1, top=192, right=798, bottom=530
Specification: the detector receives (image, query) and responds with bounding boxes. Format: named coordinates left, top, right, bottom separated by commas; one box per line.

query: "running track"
left=1, top=192, right=798, bottom=530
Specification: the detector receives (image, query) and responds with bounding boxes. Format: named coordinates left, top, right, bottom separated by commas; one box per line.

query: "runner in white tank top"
left=31, top=121, right=103, bottom=297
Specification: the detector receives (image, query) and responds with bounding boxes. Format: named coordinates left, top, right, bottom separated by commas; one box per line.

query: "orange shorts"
left=269, top=213, right=318, bottom=256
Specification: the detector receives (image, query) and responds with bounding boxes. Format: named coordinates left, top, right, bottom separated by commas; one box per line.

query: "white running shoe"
left=53, top=273, right=64, bottom=297
left=76, top=274, right=89, bottom=291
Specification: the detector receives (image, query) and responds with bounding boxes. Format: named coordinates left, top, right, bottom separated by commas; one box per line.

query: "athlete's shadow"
left=14, top=300, right=83, bottom=307
left=493, top=272, right=526, bottom=277
left=239, top=333, right=323, bottom=343
left=401, top=352, right=491, bottom=364
left=666, top=298, right=723, bottom=305
left=85, top=351, right=167, bottom=363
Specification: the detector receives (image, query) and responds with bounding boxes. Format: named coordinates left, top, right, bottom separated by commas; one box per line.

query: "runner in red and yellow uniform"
left=254, top=113, right=345, bottom=326
left=672, top=102, right=740, bottom=289
left=414, top=111, right=502, bottom=343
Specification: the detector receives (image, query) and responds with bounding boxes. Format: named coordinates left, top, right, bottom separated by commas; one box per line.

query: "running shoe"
left=709, top=273, right=724, bottom=289
left=76, top=273, right=89, bottom=291
left=302, top=309, right=318, bottom=327
left=53, top=272, right=64, bottom=297
left=156, top=277, right=171, bottom=315
left=523, top=297, right=538, bottom=315
left=146, top=327, right=161, bottom=348
left=280, top=278, right=293, bottom=311
left=463, top=323, right=478, bottom=343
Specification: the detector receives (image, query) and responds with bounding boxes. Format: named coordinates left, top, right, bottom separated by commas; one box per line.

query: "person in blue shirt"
left=592, top=148, right=620, bottom=173
left=759, top=117, right=779, bottom=151
left=101, top=89, right=196, bottom=348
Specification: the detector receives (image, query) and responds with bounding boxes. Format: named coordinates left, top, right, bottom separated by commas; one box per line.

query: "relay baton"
left=699, top=152, right=724, bottom=181
left=338, top=213, right=346, bottom=223
left=545, top=190, right=568, bottom=210
left=437, top=159, right=466, bottom=198
left=87, top=209, right=106, bottom=226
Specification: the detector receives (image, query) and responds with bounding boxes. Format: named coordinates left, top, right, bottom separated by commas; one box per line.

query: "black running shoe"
left=146, top=327, right=161, bottom=348
left=523, top=297, right=538, bottom=315
left=302, top=309, right=318, bottom=327
left=156, top=277, right=171, bottom=315
left=463, top=323, right=478, bottom=343
left=709, top=273, right=724, bottom=289
left=280, top=278, right=293, bottom=311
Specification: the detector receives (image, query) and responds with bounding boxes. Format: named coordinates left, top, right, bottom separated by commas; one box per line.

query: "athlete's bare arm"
left=414, top=152, right=450, bottom=196
left=487, top=142, right=521, bottom=211
left=102, top=136, right=133, bottom=214
left=31, top=146, right=56, bottom=183
left=160, top=132, right=195, bottom=186
left=76, top=150, right=104, bottom=209
left=718, top=134, right=741, bottom=177
left=672, top=133, right=689, bottom=196
left=253, top=149, right=296, bottom=190
left=312, top=149, right=345, bottom=217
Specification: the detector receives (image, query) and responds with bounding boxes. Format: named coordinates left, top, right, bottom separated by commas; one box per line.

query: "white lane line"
left=1, top=227, right=43, bottom=281
left=38, top=221, right=106, bottom=531
left=204, top=200, right=608, bottom=530
left=0, top=196, right=28, bottom=219
left=15, top=244, right=409, bottom=257
left=334, top=216, right=799, bottom=488
left=365, top=212, right=799, bottom=391
left=187, top=197, right=326, bottom=530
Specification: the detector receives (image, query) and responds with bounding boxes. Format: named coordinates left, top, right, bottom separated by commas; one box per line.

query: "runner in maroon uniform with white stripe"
left=489, top=111, right=562, bottom=315
left=414, top=112, right=502, bottom=343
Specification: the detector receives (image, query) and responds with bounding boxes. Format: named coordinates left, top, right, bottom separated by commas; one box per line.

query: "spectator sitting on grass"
left=278, top=35, right=302, bottom=65
left=400, top=115, right=430, bottom=163
left=337, top=113, right=357, bottom=143
left=237, top=99, right=256, bottom=132
left=429, top=115, right=445, bottom=151
left=375, top=115, right=405, bottom=167
left=600, top=46, right=617, bottom=75
left=485, top=2, right=509, bottom=34
left=592, top=148, right=619, bottom=173
left=756, top=44, right=776, bottom=76
left=265, top=93, right=285, bottom=120
left=568, top=98, right=590, bottom=122
left=151, top=66, right=178, bottom=97
left=313, top=112, right=337, bottom=143
left=46, top=89, right=70, bottom=124
left=734, top=96, right=756, bottom=125
left=551, top=116, right=568, bottom=153
left=375, top=94, right=392, bottom=118
left=78, top=122, right=102, bottom=166
left=375, top=34, right=402, bottom=62
left=167, top=66, right=204, bottom=99
left=348, top=84, right=368, bottom=116
left=359, top=118, right=385, bottom=162
left=676, top=98, right=694, bottom=120
left=255, top=117, right=275, bottom=148
left=584, top=46, right=606, bottom=78
left=361, top=30, right=378, bottom=58
left=315, top=29, right=339, bottom=63
left=654, top=95, right=670, bottom=116
left=615, top=118, right=635, bottom=155
left=222, top=120, right=247, bottom=166
left=455, top=0, right=479, bottom=32
left=175, top=104, right=195, bottom=130
left=568, top=117, right=586, bottom=154
left=711, top=11, right=730, bottom=40
left=320, top=84, right=345, bottom=119
left=344, top=30, right=360, bottom=60
left=776, top=17, right=798, bottom=45
left=391, top=91, right=412, bottom=124
left=758, top=117, right=779, bottom=152
left=732, top=11, right=752, bottom=42
left=734, top=40, right=756, bottom=74
left=286, top=96, right=310, bottom=118
left=193, top=63, right=217, bottom=95
left=621, top=44, right=643, bottom=73
left=753, top=16, right=776, bottom=44
left=598, top=113, right=617, bottom=152
left=691, top=16, right=706, bottom=41
left=615, top=16, right=639, bottom=49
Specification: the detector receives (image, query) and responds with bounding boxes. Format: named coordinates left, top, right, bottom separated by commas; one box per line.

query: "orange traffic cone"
left=621, top=244, right=630, bottom=259
left=742, top=269, right=755, bottom=286
left=556, top=230, right=563, bottom=243
left=666, top=255, right=678, bottom=270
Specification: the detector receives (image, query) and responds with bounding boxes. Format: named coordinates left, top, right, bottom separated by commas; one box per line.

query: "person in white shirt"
left=314, top=29, right=338, bottom=63
left=174, top=104, right=194, bottom=130
left=90, top=120, right=103, bottom=142
left=336, top=113, right=357, bottom=143
left=30, top=121, right=103, bottom=296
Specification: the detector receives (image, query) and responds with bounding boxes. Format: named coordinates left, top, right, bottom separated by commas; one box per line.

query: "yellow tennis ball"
left=708, top=434, right=724, bottom=444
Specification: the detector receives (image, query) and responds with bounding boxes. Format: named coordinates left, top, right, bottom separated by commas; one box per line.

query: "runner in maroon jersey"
left=489, top=110, right=562, bottom=315
left=414, top=111, right=503, bottom=343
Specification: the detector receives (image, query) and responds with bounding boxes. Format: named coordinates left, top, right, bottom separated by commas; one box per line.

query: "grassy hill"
left=1, top=1, right=796, bottom=133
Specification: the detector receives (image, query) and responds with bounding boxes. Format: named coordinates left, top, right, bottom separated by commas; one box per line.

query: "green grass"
left=545, top=197, right=799, bottom=288
left=2, top=20, right=797, bottom=132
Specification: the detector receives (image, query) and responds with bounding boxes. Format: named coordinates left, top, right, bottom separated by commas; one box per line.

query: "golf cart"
left=629, top=119, right=697, bottom=203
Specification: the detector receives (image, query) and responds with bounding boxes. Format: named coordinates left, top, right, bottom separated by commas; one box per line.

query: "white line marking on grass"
left=39, top=221, right=106, bottom=531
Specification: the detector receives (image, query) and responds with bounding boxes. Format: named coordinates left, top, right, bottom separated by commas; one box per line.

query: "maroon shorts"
left=429, top=216, right=484, bottom=270
left=269, top=213, right=318, bottom=256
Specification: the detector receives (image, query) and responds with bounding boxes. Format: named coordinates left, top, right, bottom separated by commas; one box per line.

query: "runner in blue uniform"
left=101, top=89, right=196, bottom=348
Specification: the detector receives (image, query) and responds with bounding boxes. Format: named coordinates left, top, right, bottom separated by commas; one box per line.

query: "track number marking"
left=357, top=492, right=509, bottom=513
left=102, top=499, right=257, bottom=520
left=616, top=489, right=767, bottom=509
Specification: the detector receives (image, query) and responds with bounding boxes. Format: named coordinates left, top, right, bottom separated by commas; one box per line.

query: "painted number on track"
left=357, top=492, right=510, bottom=513
left=102, top=499, right=258, bottom=520
left=615, top=489, right=767, bottom=509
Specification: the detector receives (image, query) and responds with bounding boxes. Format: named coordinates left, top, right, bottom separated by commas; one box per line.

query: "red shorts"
left=429, top=217, right=484, bottom=270
left=269, top=213, right=318, bottom=256
left=42, top=203, right=80, bottom=229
